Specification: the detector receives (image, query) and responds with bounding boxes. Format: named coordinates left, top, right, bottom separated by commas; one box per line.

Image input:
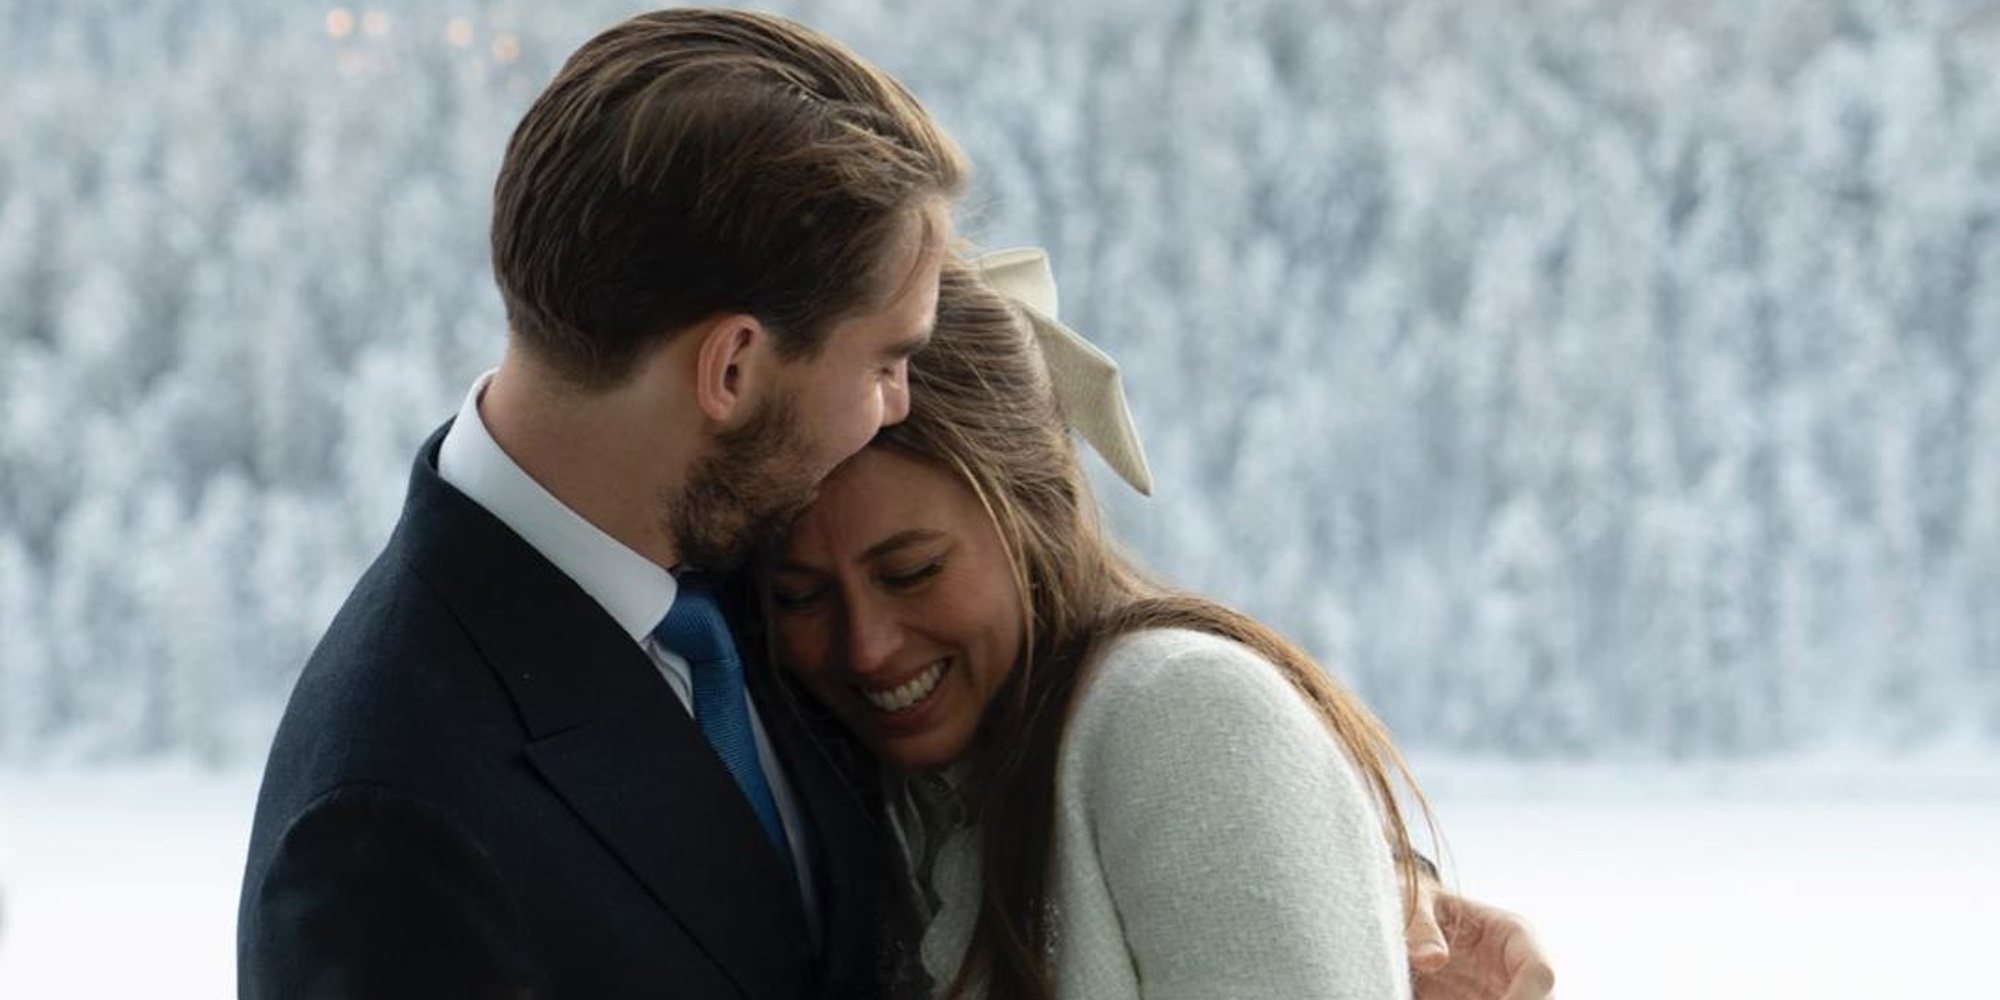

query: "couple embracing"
left=238, top=9, right=1553, bottom=1000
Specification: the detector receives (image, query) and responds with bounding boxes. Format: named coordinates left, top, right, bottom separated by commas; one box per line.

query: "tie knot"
left=655, top=577, right=733, bottom=665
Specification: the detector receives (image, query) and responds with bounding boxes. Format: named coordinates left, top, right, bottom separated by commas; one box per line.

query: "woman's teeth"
left=861, top=660, right=947, bottom=713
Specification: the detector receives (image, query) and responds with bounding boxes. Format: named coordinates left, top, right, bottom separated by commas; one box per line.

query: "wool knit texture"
left=895, top=627, right=1409, bottom=999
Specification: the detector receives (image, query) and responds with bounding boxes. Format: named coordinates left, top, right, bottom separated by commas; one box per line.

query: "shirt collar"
left=437, top=370, right=677, bottom=642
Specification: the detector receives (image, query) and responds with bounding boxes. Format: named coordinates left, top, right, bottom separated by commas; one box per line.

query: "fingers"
left=1477, top=901, right=1552, bottom=1000
left=1498, top=958, right=1556, bottom=1000
left=1431, top=891, right=1486, bottom=952
left=1405, top=873, right=1451, bottom=974
left=1429, top=892, right=1556, bottom=1000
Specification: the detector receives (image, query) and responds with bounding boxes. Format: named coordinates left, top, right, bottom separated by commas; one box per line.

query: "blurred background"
left=1, top=0, right=1996, bottom=995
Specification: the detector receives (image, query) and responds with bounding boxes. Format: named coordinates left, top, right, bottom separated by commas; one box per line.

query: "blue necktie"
left=654, top=577, right=793, bottom=861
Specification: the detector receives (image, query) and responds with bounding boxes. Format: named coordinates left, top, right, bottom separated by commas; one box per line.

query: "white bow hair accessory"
left=973, top=247, right=1154, bottom=497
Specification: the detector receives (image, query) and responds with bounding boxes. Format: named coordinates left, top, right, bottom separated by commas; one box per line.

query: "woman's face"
left=769, top=446, right=1024, bottom=773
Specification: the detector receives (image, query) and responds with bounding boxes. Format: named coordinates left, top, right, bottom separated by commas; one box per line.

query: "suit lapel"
left=395, top=427, right=811, bottom=998
left=525, top=705, right=811, bottom=999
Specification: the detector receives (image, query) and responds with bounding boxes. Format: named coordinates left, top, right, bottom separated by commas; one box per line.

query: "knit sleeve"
left=1065, top=628, right=1410, bottom=1000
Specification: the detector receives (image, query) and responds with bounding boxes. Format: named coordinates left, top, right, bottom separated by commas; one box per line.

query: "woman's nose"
left=842, top=596, right=904, bottom=676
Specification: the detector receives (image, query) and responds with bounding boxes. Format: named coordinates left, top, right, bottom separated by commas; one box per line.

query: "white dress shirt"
left=437, top=371, right=820, bottom=934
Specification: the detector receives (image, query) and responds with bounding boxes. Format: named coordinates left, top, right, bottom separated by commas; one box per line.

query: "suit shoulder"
left=309, top=539, right=471, bottom=668
left=258, top=543, right=516, bottom=805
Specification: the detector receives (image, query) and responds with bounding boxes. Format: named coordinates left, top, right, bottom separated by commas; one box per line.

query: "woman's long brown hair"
left=814, top=259, right=1438, bottom=1000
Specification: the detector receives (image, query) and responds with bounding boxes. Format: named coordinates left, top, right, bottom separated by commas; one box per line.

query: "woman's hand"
left=1406, top=875, right=1556, bottom=1000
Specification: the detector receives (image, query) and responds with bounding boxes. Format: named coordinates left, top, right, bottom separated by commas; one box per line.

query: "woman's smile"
left=770, top=446, right=1023, bottom=773
left=856, top=657, right=949, bottom=714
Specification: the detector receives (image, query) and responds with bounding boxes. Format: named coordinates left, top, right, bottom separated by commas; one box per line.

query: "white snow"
left=1411, top=757, right=2000, bottom=999
left=2, top=760, right=1994, bottom=998
left=0, top=766, right=257, bottom=998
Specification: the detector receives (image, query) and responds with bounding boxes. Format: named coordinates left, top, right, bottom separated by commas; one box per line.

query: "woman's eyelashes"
left=770, top=577, right=828, bottom=612
left=771, top=554, right=948, bottom=611
left=878, top=558, right=944, bottom=590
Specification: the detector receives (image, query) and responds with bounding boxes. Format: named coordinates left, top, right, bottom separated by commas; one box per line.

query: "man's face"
left=669, top=208, right=947, bottom=572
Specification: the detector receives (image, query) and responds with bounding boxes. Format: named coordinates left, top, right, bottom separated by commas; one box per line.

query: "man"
left=239, top=8, right=1552, bottom=999
left=239, top=11, right=961, bottom=998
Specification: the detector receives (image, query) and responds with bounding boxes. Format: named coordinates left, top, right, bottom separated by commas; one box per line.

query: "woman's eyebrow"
left=859, top=528, right=947, bottom=562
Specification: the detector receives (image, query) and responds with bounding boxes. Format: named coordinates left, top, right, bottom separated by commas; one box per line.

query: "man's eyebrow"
left=884, top=320, right=935, bottom=360
left=859, top=528, right=946, bottom=562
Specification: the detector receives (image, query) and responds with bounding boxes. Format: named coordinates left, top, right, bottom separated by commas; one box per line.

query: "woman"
left=760, top=251, right=1435, bottom=999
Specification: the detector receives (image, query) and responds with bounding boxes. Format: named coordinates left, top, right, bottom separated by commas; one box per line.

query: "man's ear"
left=689, top=313, right=777, bottom=425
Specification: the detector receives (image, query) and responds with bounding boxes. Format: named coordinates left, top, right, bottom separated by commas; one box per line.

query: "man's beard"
left=668, top=392, right=824, bottom=574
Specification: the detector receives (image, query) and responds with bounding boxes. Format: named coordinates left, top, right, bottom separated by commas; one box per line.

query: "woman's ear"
left=690, top=313, right=777, bottom=425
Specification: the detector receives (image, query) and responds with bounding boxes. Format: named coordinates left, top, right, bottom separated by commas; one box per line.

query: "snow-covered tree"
left=1, top=0, right=1994, bottom=763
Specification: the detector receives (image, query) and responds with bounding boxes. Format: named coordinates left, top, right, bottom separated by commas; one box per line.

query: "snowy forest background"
left=2, top=0, right=1998, bottom=767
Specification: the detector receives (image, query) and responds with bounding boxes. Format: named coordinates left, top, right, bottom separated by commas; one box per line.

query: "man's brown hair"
left=491, top=8, right=967, bottom=388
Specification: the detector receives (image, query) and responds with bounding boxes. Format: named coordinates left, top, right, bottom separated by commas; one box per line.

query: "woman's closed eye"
left=878, top=559, right=943, bottom=590
left=770, top=579, right=829, bottom=612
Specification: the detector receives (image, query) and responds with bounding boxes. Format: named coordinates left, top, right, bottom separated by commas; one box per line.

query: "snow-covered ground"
left=1, top=760, right=1995, bottom=998
left=1411, top=756, right=2000, bottom=998
left=0, top=766, right=259, bottom=997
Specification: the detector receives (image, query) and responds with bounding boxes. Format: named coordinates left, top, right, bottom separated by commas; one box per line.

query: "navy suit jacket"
left=238, top=426, right=908, bottom=999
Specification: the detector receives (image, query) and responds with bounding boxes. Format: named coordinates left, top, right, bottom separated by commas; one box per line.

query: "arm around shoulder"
left=1070, top=629, right=1409, bottom=1000
left=239, top=785, right=538, bottom=1000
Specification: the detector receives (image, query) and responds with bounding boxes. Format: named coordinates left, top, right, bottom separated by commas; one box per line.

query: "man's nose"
left=881, top=362, right=912, bottom=426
